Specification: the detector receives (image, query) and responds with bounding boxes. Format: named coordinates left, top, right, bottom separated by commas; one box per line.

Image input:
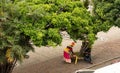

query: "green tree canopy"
left=0, top=0, right=96, bottom=63
left=1, top=0, right=120, bottom=64
left=93, top=0, right=120, bottom=32
left=0, top=0, right=120, bottom=73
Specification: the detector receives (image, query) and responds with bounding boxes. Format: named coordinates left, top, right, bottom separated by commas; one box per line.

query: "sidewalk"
left=13, top=26, right=120, bottom=73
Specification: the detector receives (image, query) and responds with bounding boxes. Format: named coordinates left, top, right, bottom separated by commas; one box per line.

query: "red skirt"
left=64, top=51, right=70, bottom=59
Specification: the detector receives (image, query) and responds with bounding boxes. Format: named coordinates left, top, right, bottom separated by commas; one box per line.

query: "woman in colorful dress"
left=63, top=42, right=76, bottom=63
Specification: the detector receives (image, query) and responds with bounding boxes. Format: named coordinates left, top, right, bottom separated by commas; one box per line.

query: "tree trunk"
left=79, top=40, right=92, bottom=63
left=79, top=40, right=89, bottom=57
left=0, top=59, right=17, bottom=73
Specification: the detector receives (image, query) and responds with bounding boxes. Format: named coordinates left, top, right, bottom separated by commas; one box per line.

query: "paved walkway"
left=13, top=26, right=120, bottom=73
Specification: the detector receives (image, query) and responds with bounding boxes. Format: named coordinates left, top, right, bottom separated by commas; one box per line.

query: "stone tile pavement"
left=13, top=26, right=120, bottom=73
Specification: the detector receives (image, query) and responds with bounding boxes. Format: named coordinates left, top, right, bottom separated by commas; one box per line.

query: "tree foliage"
left=0, top=1, right=120, bottom=73
left=0, top=0, right=95, bottom=64
left=0, top=0, right=119, bottom=66
left=93, top=0, right=120, bottom=32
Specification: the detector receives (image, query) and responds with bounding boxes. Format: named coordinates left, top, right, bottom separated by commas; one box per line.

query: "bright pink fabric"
left=64, top=51, right=70, bottom=59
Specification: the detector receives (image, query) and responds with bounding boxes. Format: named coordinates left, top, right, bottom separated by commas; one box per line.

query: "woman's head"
left=70, top=42, right=75, bottom=47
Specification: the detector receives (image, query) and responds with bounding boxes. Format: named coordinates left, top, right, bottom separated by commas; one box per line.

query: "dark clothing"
left=79, top=41, right=89, bottom=57
left=79, top=40, right=92, bottom=64
left=67, top=46, right=74, bottom=55
left=83, top=47, right=92, bottom=63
